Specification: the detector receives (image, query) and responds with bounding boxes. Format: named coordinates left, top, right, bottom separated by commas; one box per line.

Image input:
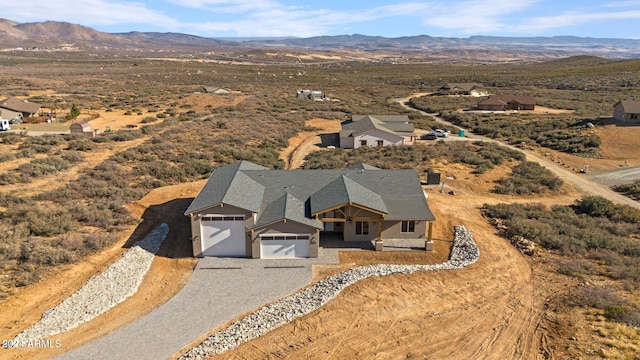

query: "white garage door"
left=201, top=215, right=247, bottom=257
left=260, top=234, right=310, bottom=259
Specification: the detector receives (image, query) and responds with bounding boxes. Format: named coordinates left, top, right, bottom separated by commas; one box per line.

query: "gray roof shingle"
left=186, top=161, right=435, bottom=223
left=618, top=100, right=640, bottom=114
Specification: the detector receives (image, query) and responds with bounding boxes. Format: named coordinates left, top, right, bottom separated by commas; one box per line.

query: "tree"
left=67, top=103, right=81, bottom=120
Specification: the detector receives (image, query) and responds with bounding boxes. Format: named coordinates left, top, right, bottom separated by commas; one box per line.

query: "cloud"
left=1, top=0, right=177, bottom=27
left=166, top=0, right=542, bottom=37
left=516, top=8, right=640, bottom=33
left=167, top=0, right=281, bottom=14
left=415, top=0, right=540, bottom=35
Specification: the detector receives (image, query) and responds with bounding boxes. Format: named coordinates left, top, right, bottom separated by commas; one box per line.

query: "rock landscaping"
left=11, top=224, right=169, bottom=343
left=180, top=225, right=479, bottom=359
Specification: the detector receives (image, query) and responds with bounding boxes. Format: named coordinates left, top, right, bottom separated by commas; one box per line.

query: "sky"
left=2, top=0, right=640, bottom=39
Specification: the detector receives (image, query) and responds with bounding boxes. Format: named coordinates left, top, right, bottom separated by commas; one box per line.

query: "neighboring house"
left=0, top=108, right=22, bottom=122
left=478, top=95, right=536, bottom=111
left=203, top=86, right=230, bottom=94
left=0, top=97, right=41, bottom=118
left=340, top=115, right=416, bottom=149
left=438, top=83, right=487, bottom=96
left=296, top=89, right=326, bottom=100
left=70, top=120, right=93, bottom=136
left=185, top=161, right=436, bottom=259
left=613, top=100, right=640, bottom=122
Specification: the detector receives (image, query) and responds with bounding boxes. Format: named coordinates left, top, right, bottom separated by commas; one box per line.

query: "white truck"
left=0, top=119, right=10, bottom=131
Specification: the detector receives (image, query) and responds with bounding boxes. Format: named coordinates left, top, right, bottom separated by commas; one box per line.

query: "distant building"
left=478, top=95, right=536, bottom=111
left=613, top=100, right=640, bottom=122
left=0, top=97, right=41, bottom=118
left=296, top=89, right=326, bottom=100
left=340, top=115, right=416, bottom=149
left=70, top=120, right=93, bottom=137
left=203, top=86, right=230, bottom=94
left=438, top=83, right=487, bottom=96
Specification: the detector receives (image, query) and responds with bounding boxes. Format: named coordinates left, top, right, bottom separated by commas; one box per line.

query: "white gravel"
left=180, top=225, right=479, bottom=359
left=11, top=223, right=169, bottom=343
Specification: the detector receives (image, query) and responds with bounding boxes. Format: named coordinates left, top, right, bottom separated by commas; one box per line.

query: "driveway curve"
left=396, top=94, right=640, bottom=210
left=56, top=253, right=338, bottom=360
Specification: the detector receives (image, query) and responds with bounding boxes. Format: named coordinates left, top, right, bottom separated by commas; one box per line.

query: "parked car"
left=435, top=129, right=450, bottom=137
left=421, top=132, right=438, bottom=140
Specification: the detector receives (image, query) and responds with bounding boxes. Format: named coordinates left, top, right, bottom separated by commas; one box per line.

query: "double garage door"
left=200, top=215, right=311, bottom=259
left=260, top=234, right=310, bottom=259
left=201, top=215, right=247, bottom=257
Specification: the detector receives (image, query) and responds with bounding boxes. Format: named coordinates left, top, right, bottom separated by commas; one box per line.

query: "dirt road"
left=396, top=94, right=640, bottom=209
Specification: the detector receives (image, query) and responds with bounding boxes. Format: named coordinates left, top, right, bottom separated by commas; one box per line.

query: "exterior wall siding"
left=381, top=220, right=428, bottom=240
left=353, top=129, right=403, bottom=149
left=340, top=136, right=355, bottom=149
left=251, top=221, right=319, bottom=258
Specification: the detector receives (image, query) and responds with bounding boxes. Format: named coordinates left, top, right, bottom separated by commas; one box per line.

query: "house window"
left=401, top=220, right=415, bottom=233
left=360, top=140, right=368, bottom=147
left=355, top=221, right=369, bottom=235
left=377, top=140, right=384, bottom=147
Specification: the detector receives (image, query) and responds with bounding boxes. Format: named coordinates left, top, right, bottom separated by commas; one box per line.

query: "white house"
left=339, top=115, right=416, bottom=149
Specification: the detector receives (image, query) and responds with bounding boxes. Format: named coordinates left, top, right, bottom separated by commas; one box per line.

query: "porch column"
left=425, top=221, right=434, bottom=251
left=375, top=220, right=383, bottom=251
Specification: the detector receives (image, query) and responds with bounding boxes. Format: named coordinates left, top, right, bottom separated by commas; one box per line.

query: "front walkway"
left=57, top=250, right=338, bottom=360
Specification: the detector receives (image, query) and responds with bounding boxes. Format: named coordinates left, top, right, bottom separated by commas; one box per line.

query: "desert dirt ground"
left=3, top=91, right=640, bottom=359
left=279, top=118, right=342, bottom=169
left=204, top=162, right=580, bottom=360
left=0, top=181, right=201, bottom=359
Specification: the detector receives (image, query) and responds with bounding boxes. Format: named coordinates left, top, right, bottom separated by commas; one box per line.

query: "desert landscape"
left=0, top=20, right=640, bottom=360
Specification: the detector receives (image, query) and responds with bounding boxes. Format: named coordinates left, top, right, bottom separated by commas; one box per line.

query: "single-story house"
left=340, top=115, right=416, bottom=149
left=203, top=86, right=230, bottom=95
left=70, top=120, right=93, bottom=136
left=296, top=89, right=326, bottom=100
left=0, top=108, right=22, bottom=122
left=478, top=95, right=536, bottom=111
left=438, top=83, right=487, bottom=96
left=613, top=100, right=640, bottom=122
left=185, top=161, right=436, bottom=259
left=0, top=97, right=41, bottom=118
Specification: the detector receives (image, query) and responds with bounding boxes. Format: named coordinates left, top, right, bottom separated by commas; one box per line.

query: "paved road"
left=57, top=250, right=339, bottom=360
left=396, top=94, right=640, bottom=210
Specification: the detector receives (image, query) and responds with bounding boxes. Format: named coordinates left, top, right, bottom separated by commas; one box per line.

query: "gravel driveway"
left=56, top=250, right=338, bottom=360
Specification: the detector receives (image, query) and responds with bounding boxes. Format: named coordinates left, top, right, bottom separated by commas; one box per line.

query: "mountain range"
left=1, top=18, right=639, bottom=59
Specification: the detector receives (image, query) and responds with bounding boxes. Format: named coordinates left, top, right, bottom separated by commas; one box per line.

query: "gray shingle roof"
left=347, top=163, right=380, bottom=170
left=0, top=97, right=41, bottom=114
left=253, top=192, right=323, bottom=229
left=186, top=161, right=435, bottom=223
left=184, top=161, right=268, bottom=215
left=341, top=115, right=416, bottom=138
left=309, top=175, right=388, bottom=215
left=618, top=100, right=640, bottom=113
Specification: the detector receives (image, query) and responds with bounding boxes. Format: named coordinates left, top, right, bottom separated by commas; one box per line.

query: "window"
left=201, top=215, right=244, bottom=222
left=377, top=140, right=384, bottom=147
left=355, top=221, right=369, bottom=235
left=260, top=234, right=310, bottom=240
left=360, top=140, right=368, bottom=146
left=401, top=220, right=415, bottom=233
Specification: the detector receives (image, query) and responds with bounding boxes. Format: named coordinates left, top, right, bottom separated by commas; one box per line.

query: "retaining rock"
left=180, top=225, right=479, bottom=359
left=11, top=223, right=169, bottom=343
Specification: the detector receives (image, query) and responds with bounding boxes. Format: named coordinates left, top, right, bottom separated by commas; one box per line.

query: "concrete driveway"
left=57, top=250, right=338, bottom=360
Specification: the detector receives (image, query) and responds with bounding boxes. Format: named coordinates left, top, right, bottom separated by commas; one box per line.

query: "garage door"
left=201, top=215, right=247, bottom=257
left=260, top=234, right=310, bottom=259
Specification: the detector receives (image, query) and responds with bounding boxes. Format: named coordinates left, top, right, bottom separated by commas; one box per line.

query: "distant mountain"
left=0, top=19, right=638, bottom=59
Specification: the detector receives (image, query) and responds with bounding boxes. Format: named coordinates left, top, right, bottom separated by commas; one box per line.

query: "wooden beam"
left=320, top=218, right=347, bottom=223
left=428, top=221, right=433, bottom=242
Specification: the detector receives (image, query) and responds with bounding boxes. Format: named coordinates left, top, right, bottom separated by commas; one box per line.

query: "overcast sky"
left=2, top=0, right=640, bottom=39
